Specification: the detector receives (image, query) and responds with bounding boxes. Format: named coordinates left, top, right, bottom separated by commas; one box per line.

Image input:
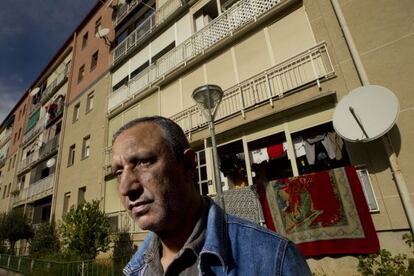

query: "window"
left=23, top=104, right=26, bottom=115
left=78, top=65, right=85, bottom=83
left=12, top=154, right=16, bottom=169
left=68, top=144, right=76, bottom=166
left=357, top=168, right=379, bottom=212
left=82, top=136, right=91, bottom=159
left=196, top=150, right=209, bottom=195
left=73, top=103, right=80, bottom=122
left=95, top=17, right=102, bottom=35
left=86, top=92, right=94, bottom=112
left=63, top=192, right=71, bottom=215
left=151, top=42, right=176, bottom=64
left=78, top=186, right=86, bottom=205
left=82, top=32, right=88, bottom=49
left=17, top=128, right=21, bottom=141
left=90, top=50, right=99, bottom=71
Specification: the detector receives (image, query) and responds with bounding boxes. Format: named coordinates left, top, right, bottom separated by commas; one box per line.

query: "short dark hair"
left=112, top=116, right=190, bottom=160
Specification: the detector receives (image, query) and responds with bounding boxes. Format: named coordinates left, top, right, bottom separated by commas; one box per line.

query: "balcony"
left=172, top=43, right=334, bottom=133
left=41, top=68, right=68, bottom=104
left=108, top=0, right=283, bottom=112
left=104, top=146, right=112, bottom=176
left=104, top=43, right=334, bottom=172
left=114, top=0, right=141, bottom=26
left=22, top=117, right=46, bottom=145
left=0, top=128, right=12, bottom=148
left=113, top=0, right=183, bottom=64
left=18, top=149, right=40, bottom=173
left=13, top=174, right=55, bottom=206
left=39, top=135, right=60, bottom=158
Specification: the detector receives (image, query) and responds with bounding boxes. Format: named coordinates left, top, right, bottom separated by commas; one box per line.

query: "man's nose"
left=118, top=168, right=143, bottom=201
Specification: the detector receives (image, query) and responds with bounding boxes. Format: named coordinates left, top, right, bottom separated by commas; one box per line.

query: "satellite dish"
left=30, top=87, right=40, bottom=96
left=96, top=28, right=110, bottom=38
left=333, top=85, right=399, bottom=143
left=46, top=158, right=56, bottom=168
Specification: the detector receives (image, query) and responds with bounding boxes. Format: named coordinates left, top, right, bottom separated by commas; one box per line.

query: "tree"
left=113, top=231, right=134, bottom=259
left=29, top=222, right=60, bottom=258
left=0, top=209, right=33, bottom=255
left=59, top=200, right=110, bottom=259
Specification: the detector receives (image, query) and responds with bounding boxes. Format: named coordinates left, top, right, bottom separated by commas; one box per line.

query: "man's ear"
left=183, top=148, right=196, bottom=170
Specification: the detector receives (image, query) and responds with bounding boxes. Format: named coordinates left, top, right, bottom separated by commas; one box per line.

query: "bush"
left=358, top=234, right=414, bottom=275
left=29, top=222, right=60, bottom=258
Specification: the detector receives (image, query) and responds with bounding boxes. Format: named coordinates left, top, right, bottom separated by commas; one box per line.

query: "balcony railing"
left=12, top=174, right=55, bottom=206
left=114, top=0, right=141, bottom=26
left=104, top=146, right=112, bottom=175
left=113, top=0, right=183, bottom=64
left=18, top=150, right=40, bottom=173
left=39, top=135, right=60, bottom=157
left=41, top=68, right=68, bottom=104
left=22, top=117, right=46, bottom=145
left=106, top=210, right=144, bottom=234
left=104, top=44, right=334, bottom=172
left=171, top=43, right=334, bottom=133
left=0, top=128, right=12, bottom=147
left=108, top=0, right=283, bottom=112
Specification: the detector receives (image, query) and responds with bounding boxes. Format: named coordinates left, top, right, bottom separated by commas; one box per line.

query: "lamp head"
left=192, top=84, right=223, bottom=110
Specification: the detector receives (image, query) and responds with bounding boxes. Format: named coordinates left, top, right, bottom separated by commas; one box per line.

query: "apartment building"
left=103, top=0, right=414, bottom=273
left=0, top=95, right=30, bottom=213
left=0, top=0, right=413, bottom=273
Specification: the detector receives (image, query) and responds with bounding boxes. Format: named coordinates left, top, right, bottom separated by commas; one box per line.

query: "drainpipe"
left=330, top=0, right=414, bottom=235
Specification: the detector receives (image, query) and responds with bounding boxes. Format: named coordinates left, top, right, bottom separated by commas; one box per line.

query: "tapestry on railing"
left=256, top=166, right=379, bottom=257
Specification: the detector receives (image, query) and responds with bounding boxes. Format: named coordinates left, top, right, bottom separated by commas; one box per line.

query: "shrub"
left=358, top=234, right=414, bottom=276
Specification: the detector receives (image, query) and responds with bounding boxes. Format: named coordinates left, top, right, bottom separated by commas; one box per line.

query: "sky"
left=0, top=0, right=97, bottom=123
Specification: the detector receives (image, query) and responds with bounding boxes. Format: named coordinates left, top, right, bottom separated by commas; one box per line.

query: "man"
left=112, top=116, right=311, bottom=275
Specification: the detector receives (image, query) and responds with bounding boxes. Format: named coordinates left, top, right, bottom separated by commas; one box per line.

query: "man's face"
left=111, top=123, right=193, bottom=232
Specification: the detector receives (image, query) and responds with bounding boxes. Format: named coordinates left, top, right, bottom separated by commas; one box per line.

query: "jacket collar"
left=200, top=198, right=233, bottom=273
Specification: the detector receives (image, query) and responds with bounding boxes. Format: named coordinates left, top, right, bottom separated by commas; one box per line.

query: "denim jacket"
left=124, top=200, right=311, bottom=275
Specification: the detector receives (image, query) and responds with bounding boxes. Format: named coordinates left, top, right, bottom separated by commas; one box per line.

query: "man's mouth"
left=129, top=201, right=152, bottom=216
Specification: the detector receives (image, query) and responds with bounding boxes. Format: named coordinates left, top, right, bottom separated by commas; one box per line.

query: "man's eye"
left=137, top=158, right=154, bottom=167
left=114, top=170, right=123, bottom=177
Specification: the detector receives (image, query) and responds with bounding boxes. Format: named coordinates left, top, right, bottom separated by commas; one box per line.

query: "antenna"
left=333, top=85, right=400, bottom=143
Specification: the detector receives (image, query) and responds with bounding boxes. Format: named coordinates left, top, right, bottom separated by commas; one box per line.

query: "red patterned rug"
left=256, top=166, right=379, bottom=257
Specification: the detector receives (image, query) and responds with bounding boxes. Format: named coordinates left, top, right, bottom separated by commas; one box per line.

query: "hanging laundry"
left=304, top=134, right=326, bottom=165
left=251, top=148, right=269, bottom=164
left=292, top=136, right=306, bottom=157
left=267, top=143, right=285, bottom=159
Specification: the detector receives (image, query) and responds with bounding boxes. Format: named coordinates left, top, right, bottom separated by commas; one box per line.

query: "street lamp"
left=192, top=84, right=225, bottom=210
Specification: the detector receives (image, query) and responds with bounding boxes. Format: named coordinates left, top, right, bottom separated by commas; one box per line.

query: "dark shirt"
left=143, top=199, right=209, bottom=276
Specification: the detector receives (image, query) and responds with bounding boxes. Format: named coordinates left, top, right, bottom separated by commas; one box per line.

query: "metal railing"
left=106, top=210, right=145, bottom=234
left=104, top=146, right=112, bottom=175
left=0, top=128, right=12, bottom=147
left=18, top=149, right=40, bottom=172
left=113, top=0, right=182, bottom=64
left=39, top=135, right=60, bottom=157
left=0, top=254, right=130, bottom=276
left=108, top=0, right=282, bottom=112
left=13, top=174, right=54, bottom=206
left=171, top=42, right=334, bottom=133
left=114, top=0, right=141, bottom=26
left=104, top=43, right=334, bottom=164
left=41, top=68, right=68, bottom=104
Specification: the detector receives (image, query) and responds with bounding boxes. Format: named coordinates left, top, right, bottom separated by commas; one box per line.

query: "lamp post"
left=192, top=84, right=225, bottom=210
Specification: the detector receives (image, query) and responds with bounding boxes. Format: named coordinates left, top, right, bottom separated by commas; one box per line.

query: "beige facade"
left=54, top=73, right=110, bottom=221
